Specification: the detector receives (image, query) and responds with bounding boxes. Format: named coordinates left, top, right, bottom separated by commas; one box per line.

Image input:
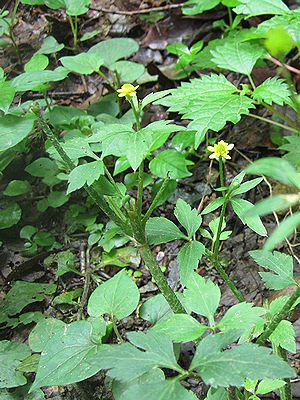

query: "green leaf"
left=174, top=199, right=202, bottom=238
left=0, top=114, right=35, bottom=151
left=178, top=241, right=206, bottom=286
left=205, top=387, right=228, bottom=400
left=182, top=0, right=220, bottom=15
left=24, top=54, right=49, bottom=72
left=231, top=178, right=263, bottom=196
left=145, top=217, right=186, bottom=245
left=245, top=157, right=300, bottom=189
left=201, top=197, right=225, bottom=215
left=141, top=90, right=172, bottom=110
left=191, top=342, right=295, bottom=387
left=88, top=38, right=139, bottom=68
left=0, top=341, right=31, bottom=388
left=123, top=130, right=153, bottom=171
left=281, top=135, right=300, bottom=169
left=64, top=0, right=91, bottom=16
left=67, top=160, right=104, bottom=194
left=111, top=61, right=145, bottom=83
left=211, top=40, right=265, bottom=75
left=217, top=302, right=265, bottom=332
left=20, top=225, right=37, bottom=240
left=80, top=30, right=101, bottom=42
left=3, top=180, right=32, bottom=196
left=12, top=67, right=69, bottom=92
left=233, top=0, right=289, bottom=16
left=29, top=318, right=66, bottom=352
left=245, top=194, right=300, bottom=218
left=184, top=273, right=221, bottom=322
left=25, top=157, right=58, bottom=178
left=153, top=314, right=208, bottom=342
left=231, top=198, right=267, bottom=236
left=270, top=320, right=296, bottom=353
left=149, top=149, right=192, bottom=179
left=120, top=379, right=197, bottom=400
left=0, top=281, right=56, bottom=316
left=252, top=77, right=291, bottom=106
left=249, top=250, right=295, bottom=290
left=139, top=294, right=173, bottom=325
left=264, top=212, right=300, bottom=251
left=30, top=320, right=103, bottom=391
left=60, top=53, right=103, bottom=75
left=0, top=80, right=15, bottom=113
left=88, top=270, right=140, bottom=319
left=37, top=35, right=64, bottom=54
left=0, top=202, right=22, bottom=229
left=158, top=74, right=254, bottom=148
left=256, top=379, right=286, bottom=395
left=47, top=191, right=69, bottom=208
left=53, top=288, right=83, bottom=305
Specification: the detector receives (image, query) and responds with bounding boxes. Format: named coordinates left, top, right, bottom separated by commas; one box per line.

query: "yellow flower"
left=117, top=83, right=139, bottom=98
left=207, top=140, right=234, bottom=160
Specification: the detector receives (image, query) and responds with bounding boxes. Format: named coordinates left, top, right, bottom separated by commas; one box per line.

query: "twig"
left=269, top=56, right=300, bottom=76
left=90, top=3, right=185, bottom=15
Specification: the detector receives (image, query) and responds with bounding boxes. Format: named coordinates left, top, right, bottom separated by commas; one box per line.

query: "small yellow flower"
left=117, top=83, right=139, bottom=98
left=207, top=140, right=234, bottom=160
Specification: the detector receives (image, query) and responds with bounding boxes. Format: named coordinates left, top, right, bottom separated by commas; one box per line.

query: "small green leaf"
left=270, top=320, right=296, bottom=353
left=149, top=149, right=192, bottom=179
left=201, top=197, right=225, bottom=215
left=0, top=80, right=15, bottom=113
left=231, top=178, right=263, bottom=196
left=67, top=160, right=104, bottom=194
left=60, top=53, right=103, bottom=75
left=88, top=270, right=140, bottom=319
left=245, top=195, right=300, bottom=218
left=249, top=250, right=295, bottom=290
left=37, top=35, right=64, bottom=54
left=111, top=61, right=145, bottom=83
left=64, top=0, right=91, bottom=16
left=145, top=217, right=187, bottom=245
left=25, top=157, right=58, bottom=178
left=174, top=199, right=202, bottom=238
left=0, top=341, right=31, bottom=388
left=252, top=77, right=291, bottom=106
left=139, top=294, right=173, bottom=325
left=0, top=114, right=35, bottom=151
left=217, top=302, right=265, bottom=332
left=231, top=198, right=267, bottom=236
left=256, top=379, right=286, bottom=395
left=0, top=202, right=22, bottom=229
left=178, top=241, right=206, bottom=286
left=3, top=180, right=32, bottom=196
left=184, top=273, right=221, bottom=321
left=153, top=314, right=208, bottom=342
left=182, top=0, right=220, bottom=15
left=80, top=30, right=101, bottom=42
left=24, top=54, right=49, bottom=72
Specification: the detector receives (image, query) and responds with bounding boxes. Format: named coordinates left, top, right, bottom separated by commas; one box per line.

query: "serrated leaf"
left=281, top=135, right=300, bottom=169
left=252, top=77, right=291, bottom=106
left=249, top=250, right=295, bottom=289
left=149, top=149, right=192, bottom=179
left=270, top=320, right=296, bottom=353
left=264, top=211, right=300, bottom=251
left=178, top=241, right=206, bottom=285
left=67, top=160, right=104, bottom=194
left=141, top=90, right=172, bottom=110
left=121, top=379, right=197, bottom=400
left=217, top=302, right=266, bottom=332
left=146, top=217, right=187, bottom=245
left=153, top=314, right=208, bottom=342
left=233, top=0, right=289, bottom=16
left=157, top=74, right=254, bottom=148
left=211, top=40, right=265, bottom=75
left=184, top=273, right=221, bottom=322
left=231, top=198, right=267, bottom=236
left=30, top=320, right=103, bottom=391
left=174, top=199, right=202, bottom=238
left=191, top=342, right=295, bottom=387
left=124, top=130, right=153, bottom=171
left=0, top=341, right=31, bottom=388
left=88, top=270, right=139, bottom=319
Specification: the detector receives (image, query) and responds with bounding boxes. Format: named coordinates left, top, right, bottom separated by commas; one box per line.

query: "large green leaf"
left=211, top=40, right=265, bottom=75
left=64, top=0, right=91, bottom=16
left=0, top=114, right=35, bottom=151
left=12, top=67, right=69, bottom=92
left=149, top=149, right=192, bottom=179
left=111, top=61, right=145, bottom=83
left=174, top=199, right=202, bottom=238
left=231, top=198, right=267, bottom=236
left=0, top=341, right=31, bottom=388
left=145, top=217, right=187, bottom=245
left=29, top=318, right=66, bottom=352
left=233, top=0, right=290, bottom=16
left=0, top=81, right=15, bottom=113
left=88, top=270, right=140, bottom=319
left=0, top=202, right=22, bottom=229
left=249, top=250, right=295, bottom=289
left=153, top=314, right=208, bottom=342
left=183, top=273, right=221, bottom=322
left=30, top=320, right=103, bottom=391
left=157, top=74, right=254, bottom=147
left=178, top=241, right=205, bottom=286
left=88, top=38, right=139, bottom=68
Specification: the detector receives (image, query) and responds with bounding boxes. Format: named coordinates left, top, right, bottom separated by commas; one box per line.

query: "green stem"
left=212, top=199, right=227, bottom=256
left=219, top=157, right=225, bottom=196
left=142, top=176, right=170, bottom=224
left=262, top=102, right=299, bottom=130
left=68, top=15, right=78, bottom=50
left=257, top=285, right=300, bottom=345
left=227, top=6, right=233, bottom=29
left=112, top=319, right=124, bottom=343
left=247, top=74, right=256, bottom=90
left=136, top=161, right=144, bottom=216
left=248, top=113, right=299, bottom=134
left=128, top=210, right=186, bottom=314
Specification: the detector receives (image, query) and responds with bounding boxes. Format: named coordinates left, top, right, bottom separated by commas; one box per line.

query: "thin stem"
left=257, top=285, right=300, bottom=345
left=142, top=176, right=170, bottom=224
left=227, top=7, right=233, bottom=29
left=248, top=113, right=299, bottom=134
left=68, top=16, right=77, bottom=50
left=262, top=102, right=299, bottom=130
left=128, top=209, right=186, bottom=314
left=136, top=162, right=144, bottom=216
left=212, top=200, right=227, bottom=256
left=103, top=165, right=124, bottom=198
left=219, top=158, right=225, bottom=196
left=77, top=245, right=91, bottom=320
left=112, top=319, right=124, bottom=343
left=247, top=74, right=256, bottom=90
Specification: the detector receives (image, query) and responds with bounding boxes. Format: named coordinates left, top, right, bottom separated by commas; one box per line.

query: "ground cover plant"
left=0, top=0, right=300, bottom=399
